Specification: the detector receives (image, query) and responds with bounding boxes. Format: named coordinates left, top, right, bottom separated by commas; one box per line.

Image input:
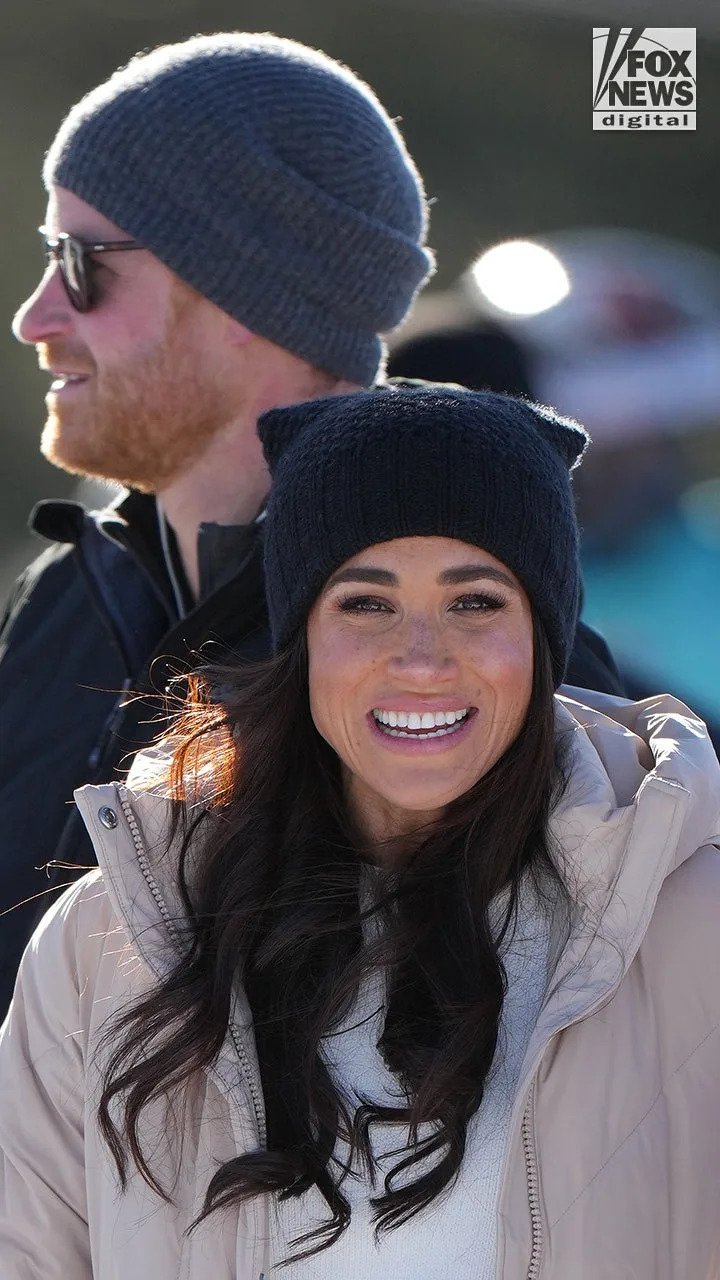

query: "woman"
left=1, top=385, right=719, bottom=1279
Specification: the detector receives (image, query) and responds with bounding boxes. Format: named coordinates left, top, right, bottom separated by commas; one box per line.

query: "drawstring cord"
left=156, top=500, right=188, bottom=620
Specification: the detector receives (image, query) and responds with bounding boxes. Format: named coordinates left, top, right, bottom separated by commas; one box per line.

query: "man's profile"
left=0, top=32, right=435, bottom=1014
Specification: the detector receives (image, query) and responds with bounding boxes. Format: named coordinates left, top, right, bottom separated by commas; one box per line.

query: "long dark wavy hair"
left=97, top=615, right=568, bottom=1259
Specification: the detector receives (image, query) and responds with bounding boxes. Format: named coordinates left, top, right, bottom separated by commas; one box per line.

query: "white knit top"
left=270, top=880, right=552, bottom=1277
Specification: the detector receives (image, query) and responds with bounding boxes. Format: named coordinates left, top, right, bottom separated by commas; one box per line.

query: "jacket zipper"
left=513, top=970, right=635, bottom=1280
left=521, top=1079, right=543, bottom=1279
left=116, top=789, right=267, bottom=1146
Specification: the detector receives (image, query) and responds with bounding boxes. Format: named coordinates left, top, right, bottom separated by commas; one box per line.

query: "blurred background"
left=2, top=0, right=719, bottom=724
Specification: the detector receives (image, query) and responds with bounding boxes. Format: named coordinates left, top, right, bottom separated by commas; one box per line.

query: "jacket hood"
left=526, top=687, right=720, bottom=1068
left=75, top=689, right=720, bottom=1016
left=555, top=686, right=720, bottom=879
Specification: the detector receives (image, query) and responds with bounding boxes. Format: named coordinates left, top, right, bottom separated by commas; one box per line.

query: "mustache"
left=37, top=343, right=96, bottom=375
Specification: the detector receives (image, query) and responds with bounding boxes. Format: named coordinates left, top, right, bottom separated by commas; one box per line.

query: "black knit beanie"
left=258, top=385, right=589, bottom=686
left=43, top=33, right=435, bottom=385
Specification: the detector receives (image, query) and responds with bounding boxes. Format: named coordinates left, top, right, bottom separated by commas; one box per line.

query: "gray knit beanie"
left=44, top=32, right=435, bottom=385
left=259, top=385, right=590, bottom=686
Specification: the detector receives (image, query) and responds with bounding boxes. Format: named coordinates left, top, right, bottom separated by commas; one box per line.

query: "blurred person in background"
left=388, top=320, right=537, bottom=400
left=1, top=385, right=719, bottom=1278
left=388, top=323, right=627, bottom=699
left=0, top=31, right=434, bottom=1016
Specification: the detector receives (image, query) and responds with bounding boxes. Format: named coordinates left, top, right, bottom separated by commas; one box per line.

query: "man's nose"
left=12, top=267, right=73, bottom=345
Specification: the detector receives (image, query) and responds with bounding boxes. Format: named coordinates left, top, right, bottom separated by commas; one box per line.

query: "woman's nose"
left=12, top=267, right=73, bottom=345
left=387, top=614, right=456, bottom=680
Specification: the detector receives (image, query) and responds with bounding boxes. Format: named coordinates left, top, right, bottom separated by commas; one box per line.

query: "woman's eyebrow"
left=437, top=564, right=517, bottom=588
left=325, top=566, right=398, bottom=588
left=325, top=564, right=518, bottom=590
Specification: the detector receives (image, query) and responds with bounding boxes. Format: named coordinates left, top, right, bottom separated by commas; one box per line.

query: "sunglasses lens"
left=62, top=237, right=90, bottom=311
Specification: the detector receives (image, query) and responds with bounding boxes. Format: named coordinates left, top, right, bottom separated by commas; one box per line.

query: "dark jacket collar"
left=30, top=490, right=261, bottom=609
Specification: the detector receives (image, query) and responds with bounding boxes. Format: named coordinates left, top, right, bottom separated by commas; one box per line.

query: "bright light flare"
left=470, top=240, right=571, bottom=316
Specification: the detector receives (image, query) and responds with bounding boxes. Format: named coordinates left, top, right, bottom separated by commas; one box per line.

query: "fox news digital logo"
left=593, top=28, right=696, bottom=131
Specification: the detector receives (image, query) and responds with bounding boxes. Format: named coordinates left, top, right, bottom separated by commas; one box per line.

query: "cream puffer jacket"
left=1, top=690, right=720, bottom=1279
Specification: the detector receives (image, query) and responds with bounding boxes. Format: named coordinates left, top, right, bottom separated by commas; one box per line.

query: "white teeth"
left=372, top=708, right=470, bottom=738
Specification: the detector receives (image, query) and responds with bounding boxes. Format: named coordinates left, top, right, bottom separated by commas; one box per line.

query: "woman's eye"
left=450, top=592, right=507, bottom=613
left=337, top=594, right=392, bottom=613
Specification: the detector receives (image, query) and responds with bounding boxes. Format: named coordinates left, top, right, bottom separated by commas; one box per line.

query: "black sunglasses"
left=39, top=226, right=144, bottom=312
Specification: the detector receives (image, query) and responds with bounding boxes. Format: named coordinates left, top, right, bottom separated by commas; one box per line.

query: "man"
left=0, top=32, right=434, bottom=1013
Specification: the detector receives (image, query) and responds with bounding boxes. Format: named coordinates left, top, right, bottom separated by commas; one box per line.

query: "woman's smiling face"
left=306, top=535, right=535, bottom=845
